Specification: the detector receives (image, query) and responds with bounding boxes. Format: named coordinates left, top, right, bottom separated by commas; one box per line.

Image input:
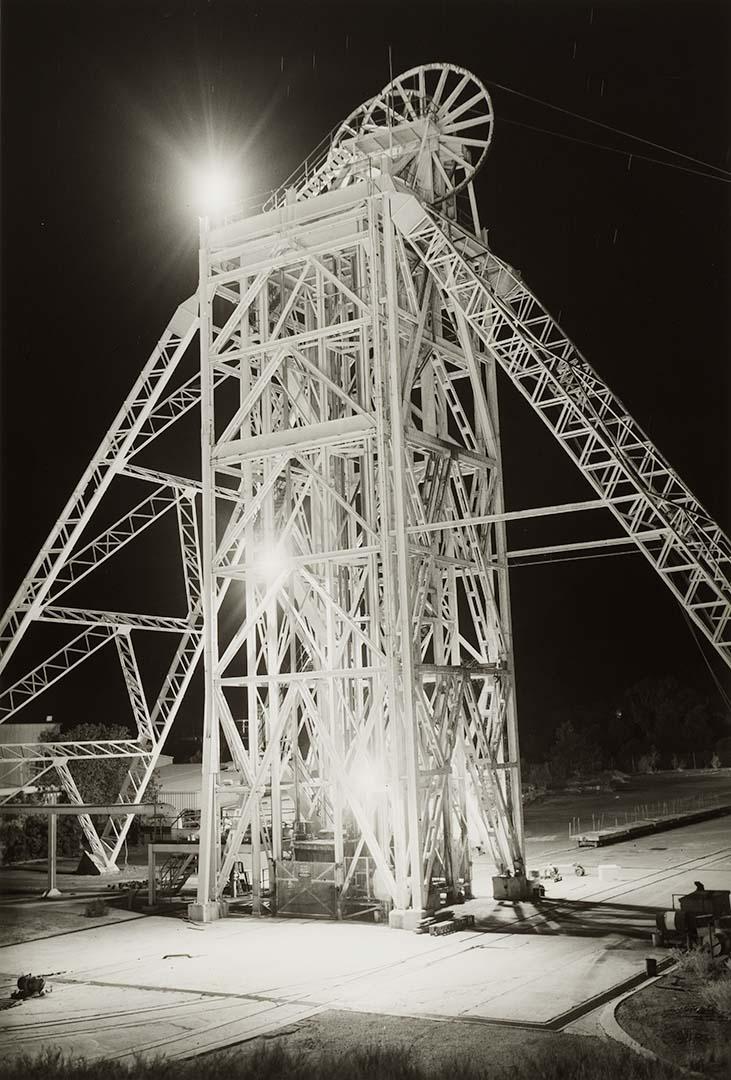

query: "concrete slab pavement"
left=0, top=974, right=324, bottom=1062
left=0, top=809, right=727, bottom=1063
left=0, top=908, right=664, bottom=1061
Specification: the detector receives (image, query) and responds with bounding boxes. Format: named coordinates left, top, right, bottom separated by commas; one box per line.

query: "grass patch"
left=699, top=974, right=731, bottom=1018
left=684, top=1031, right=731, bottom=1077
left=0, top=1040, right=684, bottom=1080
left=618, top=953, right=731, bottom=1077
left=669, top=946, right=729, bottom=981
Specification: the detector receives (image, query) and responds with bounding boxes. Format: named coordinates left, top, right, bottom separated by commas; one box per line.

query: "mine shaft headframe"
left=275, top=63, right=494, bottom=210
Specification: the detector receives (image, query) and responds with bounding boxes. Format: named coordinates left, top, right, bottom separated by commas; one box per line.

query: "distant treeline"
left=522, top=675, right=731, bottom=783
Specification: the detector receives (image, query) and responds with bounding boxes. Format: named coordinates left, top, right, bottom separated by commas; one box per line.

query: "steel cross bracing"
left=0, top=295, right=204, bottom=868
left=0, top=297, right=198, bottom=672
left=2, top=63, right=728, bottom=910
left=190, top=166, right=526, bottom=925
left=387, top=194, right=731, bottom=667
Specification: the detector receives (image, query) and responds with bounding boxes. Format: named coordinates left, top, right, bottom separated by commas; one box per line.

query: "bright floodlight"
left=350, top=754, right=384, bottom=799
left=194, top=162, right=238, bottom=215
left=253, top=541, right=291, bottom=585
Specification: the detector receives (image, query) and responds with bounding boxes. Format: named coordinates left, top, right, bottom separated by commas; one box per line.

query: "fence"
left=568, top=792, right=723, bottom=837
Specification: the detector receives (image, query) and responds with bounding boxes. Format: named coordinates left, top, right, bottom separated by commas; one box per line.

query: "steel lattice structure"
left=1, top=65, right=729, bottom=922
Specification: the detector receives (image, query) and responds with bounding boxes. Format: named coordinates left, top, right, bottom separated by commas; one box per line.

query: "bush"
left=0, top=821, right=34, bottom=865
left=714, top=736, right=731, bottom=767
left=521, top=760, right=553, bottom=790
left=637, top=748, right=659, bottom=774
left=670, top=947, right=729, bottom=981
left=0, top=813, right=81, bottom=867
left=699, top=976, right=731, bottom=1018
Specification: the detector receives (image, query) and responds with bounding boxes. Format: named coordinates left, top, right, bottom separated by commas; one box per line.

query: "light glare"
left=194, top=162, right=239, bottom=215
left=350, top=754, right=384, bottom=797
left=254, top=542, right=291, bottom=584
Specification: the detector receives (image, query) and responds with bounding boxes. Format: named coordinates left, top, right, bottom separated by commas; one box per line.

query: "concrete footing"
left=492, top=874, right=541, bottom=901
left=388, top=907, right=427, bottom=930
left=187, top=900, right=229, bottom=923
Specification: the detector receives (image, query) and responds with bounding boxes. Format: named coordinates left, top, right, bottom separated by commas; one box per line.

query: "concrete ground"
left=0, top=776, right=729, bottom=1064
left=0, top=906, right=653, bottom=1062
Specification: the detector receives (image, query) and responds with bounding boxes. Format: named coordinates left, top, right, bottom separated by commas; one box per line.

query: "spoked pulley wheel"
left=331, top=63, right=494, bottom=205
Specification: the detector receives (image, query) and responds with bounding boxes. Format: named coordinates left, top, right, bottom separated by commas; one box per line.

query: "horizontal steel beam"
left=0, top=740, right=148, bottom=761
left=508, top=529, right=668, bottom=561
left=0, top=802, right=168, bottom=816
left=405, top=495, right=638, bottom=535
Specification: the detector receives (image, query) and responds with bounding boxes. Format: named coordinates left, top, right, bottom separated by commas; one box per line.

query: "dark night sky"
left=1, top=0, right=729, bottom=755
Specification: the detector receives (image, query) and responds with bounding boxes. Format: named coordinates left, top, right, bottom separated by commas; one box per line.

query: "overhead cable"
left=501, top=116, right=731, bottom=184
left=681, top=608, right=731, bottom=713
left=486, top=79, right=731, bottom=180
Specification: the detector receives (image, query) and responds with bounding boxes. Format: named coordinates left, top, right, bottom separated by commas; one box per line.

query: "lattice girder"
left=391, top=192, right=731, bottom=667
left=188, top=179, right=524, bottom=923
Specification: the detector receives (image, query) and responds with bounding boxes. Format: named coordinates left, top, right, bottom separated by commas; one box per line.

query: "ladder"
left=391, top=193, right=731, bottom=670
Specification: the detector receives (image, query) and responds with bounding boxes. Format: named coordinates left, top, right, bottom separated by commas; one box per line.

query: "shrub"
left=714, top=735, right=731, bottom=767
left=0, top=821, right=33, bottom=864
left=84, top=899, right=109, bottom=918
left=521, top=760, right=553, bottom=790
left=670, top=947, right=729, bottom=981
left=0, top=813, right=82, bottom=866
left=637, top=748, right=659, bottom=774
left=699, top=975, right=731, bottom=1018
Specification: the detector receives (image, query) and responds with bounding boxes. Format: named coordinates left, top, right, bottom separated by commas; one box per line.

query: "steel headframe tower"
left=2, top=65, right=729, bottom=921
left=191, top=65, right=526, bottom=925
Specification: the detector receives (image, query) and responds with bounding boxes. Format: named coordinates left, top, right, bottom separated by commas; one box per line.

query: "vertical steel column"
left=190, top=215, right=222, bottom=921
left=240, top=287, right=262, bottom=916
left=45, top=813, right=60, bottom=898
left=485, top=356, right=525, bottom=867
left=383, top=193, right=425, bottom=922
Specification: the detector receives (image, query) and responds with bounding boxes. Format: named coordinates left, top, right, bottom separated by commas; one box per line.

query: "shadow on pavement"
left=473, top=897, right=661, bottom=940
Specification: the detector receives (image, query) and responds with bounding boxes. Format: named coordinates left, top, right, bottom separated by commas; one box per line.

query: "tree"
left=549, top=720, right=601, bottom=781
left=0, top=792, right=82, bottom=866
left=41, top=722, right=134, bottom=805
left=679, top=704, right=713, bottom=756
left=622, top=677, right=716, bottom=763
left=2, top=723, right=140, bottom=867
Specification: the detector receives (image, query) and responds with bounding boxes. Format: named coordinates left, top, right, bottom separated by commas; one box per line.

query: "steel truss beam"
left=0, top=297, right=199, bottom=674
left=2, top=63, right=727, bottom=915
left=390, top=193, right=731, bottom=667
left=0, top=296, right=203, bottom=869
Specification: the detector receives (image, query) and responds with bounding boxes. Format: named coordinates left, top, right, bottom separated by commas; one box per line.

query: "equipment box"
left=678, top=890, right=730, bottom=918
left=492, top=875, right=541, bottom=901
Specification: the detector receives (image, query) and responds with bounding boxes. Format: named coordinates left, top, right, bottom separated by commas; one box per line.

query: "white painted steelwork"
left=1, top=64, right=728, bottom=910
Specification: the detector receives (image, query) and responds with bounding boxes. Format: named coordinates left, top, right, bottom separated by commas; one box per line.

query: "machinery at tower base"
left=0, top=65, right=729, bottom=927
